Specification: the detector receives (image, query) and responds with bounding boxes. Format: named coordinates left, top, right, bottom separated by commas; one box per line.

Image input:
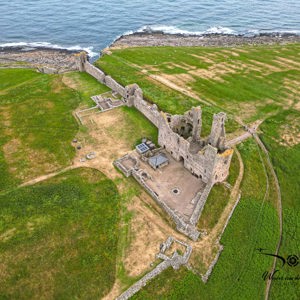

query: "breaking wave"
left=134, top=25, right=237, bottom=35
left=0, top=41, right=98, bottom=57
left=123, top=24, right=300, bottom=37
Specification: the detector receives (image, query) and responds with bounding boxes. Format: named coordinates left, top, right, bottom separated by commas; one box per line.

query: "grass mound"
left=0, top=167, right=120, bottom=299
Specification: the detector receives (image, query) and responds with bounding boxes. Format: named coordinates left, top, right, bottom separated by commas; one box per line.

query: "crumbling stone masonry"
left=77, top=53, right=234, bottom=238
left=116, top=237, right=192, bottom=300
left=122, top=83, right=233, bottom=185
left=77, top=52, right=126, bottom=97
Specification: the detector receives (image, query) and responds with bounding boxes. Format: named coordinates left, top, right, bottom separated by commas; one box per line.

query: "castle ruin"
left=124, top=83, right=233, bottom=184
left=77, top=53, right=234, bottom=240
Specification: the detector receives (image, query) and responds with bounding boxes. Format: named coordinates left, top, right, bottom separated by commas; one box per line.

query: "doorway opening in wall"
left=179, top=156, right=184, bottom=165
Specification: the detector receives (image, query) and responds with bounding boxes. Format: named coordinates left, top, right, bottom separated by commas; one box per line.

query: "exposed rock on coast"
left=0, top=47, right=81, bottom=72
left=110, top=32, right=300, bottom=48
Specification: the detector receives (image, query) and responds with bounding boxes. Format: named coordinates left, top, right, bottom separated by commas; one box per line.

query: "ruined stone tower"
left=76, top=52, right=87, bottom=72
left=208, top=112, right=226, bottom=151
left=192, top=107, right=202, bottom=142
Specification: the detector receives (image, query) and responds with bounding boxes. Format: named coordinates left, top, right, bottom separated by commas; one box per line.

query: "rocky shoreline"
left=0, top=47, right=81, bottom=73
left=110, top=32, right=300, bottom=48
left=1, top=33, right=299, bottom=70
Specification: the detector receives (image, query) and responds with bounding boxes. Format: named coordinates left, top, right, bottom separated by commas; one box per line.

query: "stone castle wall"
left=157, top=112, right=233, bottom=184
left=190, top=180, right=214, bottom=225
left=133, top=97, right=160, bottom=128
left=125, top=84, right=161, bottom=127
left=104, top=75, right=126, bottom=97
left=84, top=61, right=105, bottom=82
left=84, top=61, right=126, bottom=97
left=78, top=53, right=233, bottom=227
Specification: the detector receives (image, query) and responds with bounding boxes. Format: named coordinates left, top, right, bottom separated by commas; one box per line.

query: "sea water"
left=1, top=0, right=300, bottom=57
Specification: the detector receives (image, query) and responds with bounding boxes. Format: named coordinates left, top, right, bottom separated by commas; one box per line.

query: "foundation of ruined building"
left=116, top=237, right=192, bottom=300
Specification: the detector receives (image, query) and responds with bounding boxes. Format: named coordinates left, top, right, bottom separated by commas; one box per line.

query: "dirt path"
left=254, top=134, right=283, bottom=300
left=208, top=147, right=244, bottom=240
left=229, top=148, right=244, bottom=202
left=19, top=165, right=77, bottom=187
left=148, top=74, right=213, bottom=106
left=191, top=147, right=244, bottom=268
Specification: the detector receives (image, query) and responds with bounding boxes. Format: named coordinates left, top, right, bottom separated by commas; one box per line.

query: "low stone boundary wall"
left=117, top=236, right=193, bottom=300
left=221, top=193, right=241, bottom=236
left=190, top=181, right=214, bottom=226
left=201, top=245, right=224, bottom=283
left=116, top=260, right=171, bottom=300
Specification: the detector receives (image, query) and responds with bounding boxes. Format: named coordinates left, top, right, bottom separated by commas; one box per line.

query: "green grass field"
left=0, top=69, right=81, bottom=191
left=62, top=71, right=110, bottom=106
left=197, top=183, right=230, bottom=233
left=119, top=106, right=158, bottom=147
left=260, top=110, right=300, bottom=299
left=0, top=69, right=158, bottom=193
left=97, top=44, right=300, bottom=134
left=96, top=44, right=299, bottom=298
left=0, top=167, right=120, bottom=299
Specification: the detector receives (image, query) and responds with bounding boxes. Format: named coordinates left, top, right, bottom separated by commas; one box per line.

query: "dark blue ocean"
left=1, top=0, right=300, bottom=57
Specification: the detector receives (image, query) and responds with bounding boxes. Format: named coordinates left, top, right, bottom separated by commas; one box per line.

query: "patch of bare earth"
left=275, top=57, right=300, bottom=69
left=102, top=280, right=122, bottom=300
left=0, top=228, right=17, bottom=242
left=0, top=107, right=13, bottom=135
left=123, top=193, right=186, bottom=277
left=147, top=74, right=211, bottom=105
left=172, top=62, right=197, bottom=70
left=294, top=101, right=300, bottom=111
left=234, top=48, right=250, bottom=54
left=281, top=78, right=300, bottom=109
left=51, top=77, right=64, bottom=93
left=3, top=137, right=62, bottom=182
left=190, top=148, right=244, bottom=272
left=189, top=54, right=216, bottom=64
left=62, top=74, right=79, bottom=90
left=277, top=116, right=300, bottom=147
left=72, top=109, right=135, bottom=179
left=220, top=49, right=241, bottom=57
